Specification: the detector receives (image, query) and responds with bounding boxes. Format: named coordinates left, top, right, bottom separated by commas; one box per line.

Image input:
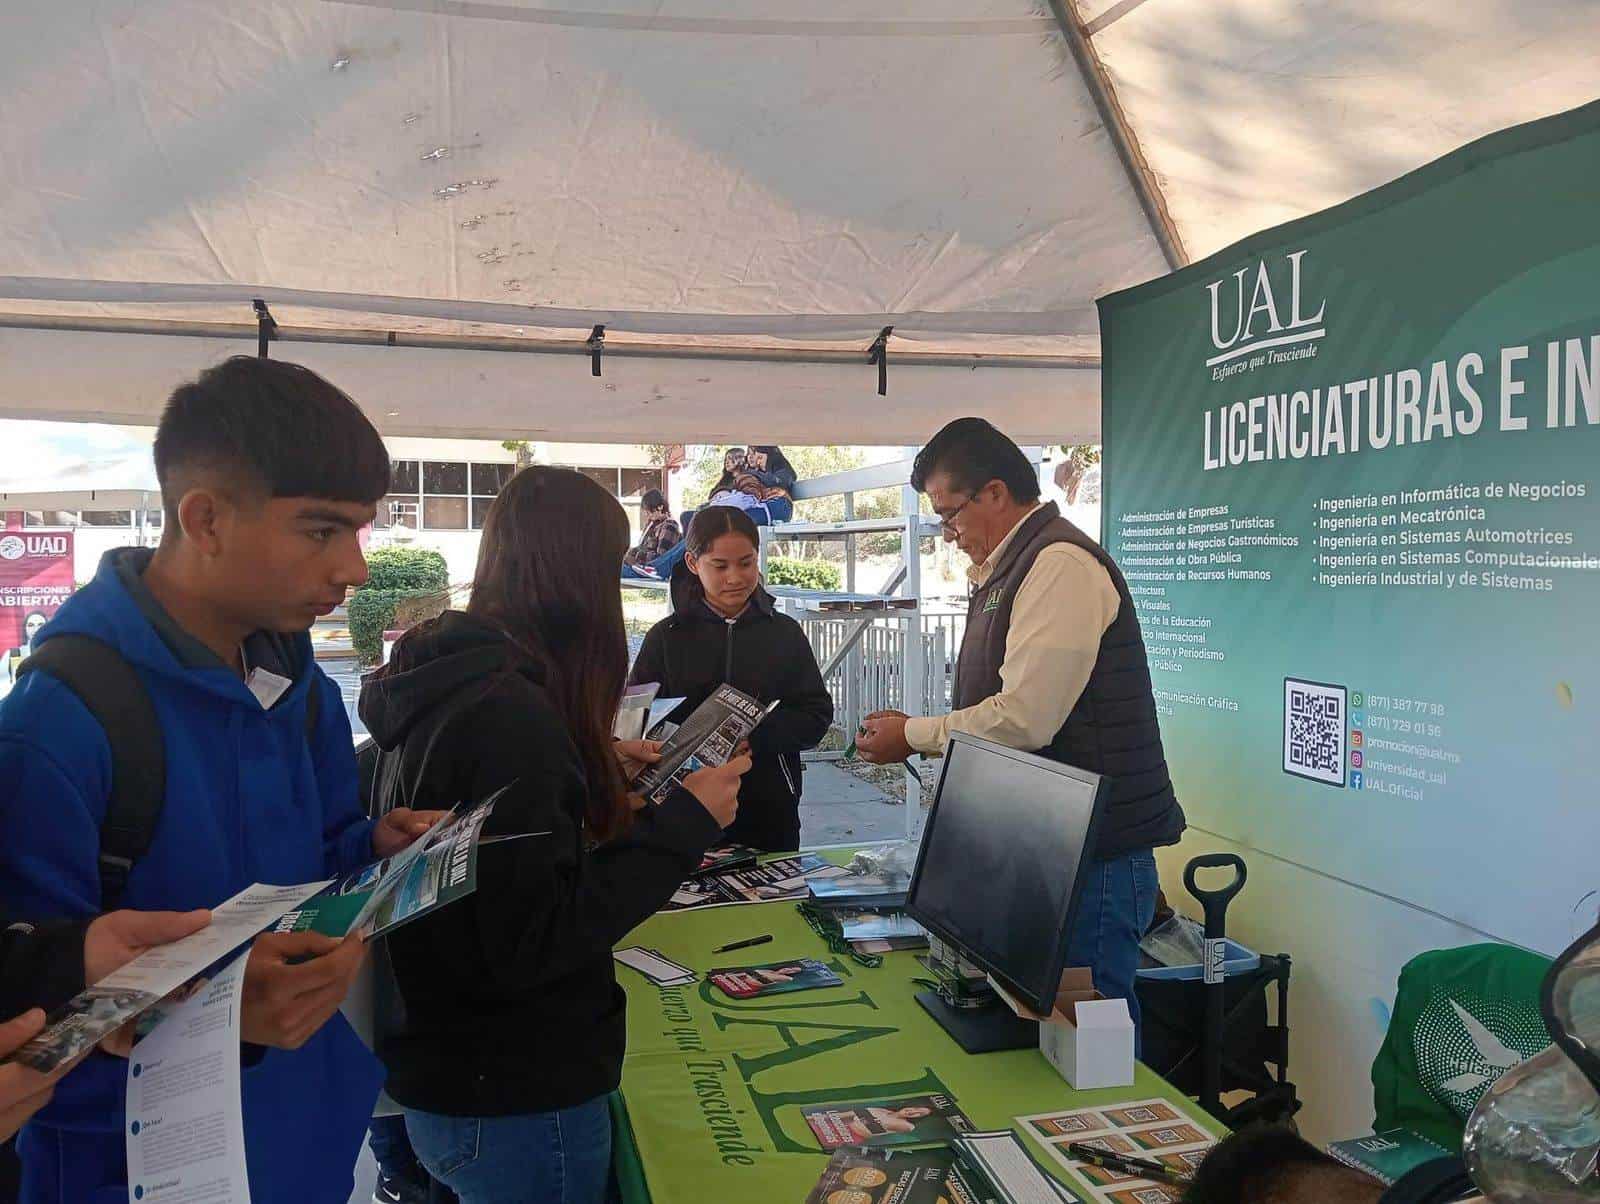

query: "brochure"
left=273, top=789, right=503, bottom=941
left=630, top=684, right=777, bottom=806
left=953, top=1131, right=1077, bottom=1204
left=709, top=957, right=843, bottom=1000
left=1017, top=1098, right=1216, bottom=1204
left=692, top=844, right=762, bottom=878
left=804, top=1092, right=975, bottom=1151
left=663, top=853, right=850, bottom=911
left=614, top=682, right=661, bottom=741
left=804, top=1145, right=995, bottom=1204
left=4, top=881, right=331, bottom=1073
left=5, top=793, right=506, bottom=1075
left=841, top=913, right=927, bottom=943
left=125, top=952, right=252, bottom=1203
left=808, top=868, right=911, bottom=910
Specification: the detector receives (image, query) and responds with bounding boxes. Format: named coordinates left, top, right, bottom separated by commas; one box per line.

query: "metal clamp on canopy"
left=588, top=323, right=606, bottom=377
left=867, top=325, right=893, bottom=396
left=252, top=299, right=277, bottom=358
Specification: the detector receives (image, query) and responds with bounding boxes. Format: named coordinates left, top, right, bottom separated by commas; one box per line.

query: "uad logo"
left=1205, top=249, right=1326, bottom=369
left=0, top=534, right=67, bottom=560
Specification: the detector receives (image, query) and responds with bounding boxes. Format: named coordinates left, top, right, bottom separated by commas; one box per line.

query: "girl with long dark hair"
left=629, top=506, right=831, bottom=851
left=358, top=467, right=747, bottom=1204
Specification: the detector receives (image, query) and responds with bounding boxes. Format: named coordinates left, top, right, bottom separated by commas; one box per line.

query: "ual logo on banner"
left=1205, top=250, right=1327, bottom=378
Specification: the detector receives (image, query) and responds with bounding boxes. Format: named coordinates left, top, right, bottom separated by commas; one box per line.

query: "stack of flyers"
left=953, top=1131, right=1076, bottom=1204
left=709, top=957, right=842, bottom=1000
left=692, top=844, right=761, bottom=878
left=663, top=853, right=850, bottom=911
left=803, top=1145, right=994, bottom=1204
left=804, top=1093, right=975, bottom=1151
left=614, top=946, right=697, bottom=987
left=840, top=912, right=928, bottom=949
left=1016, top=1099, right=1216, bottom=1204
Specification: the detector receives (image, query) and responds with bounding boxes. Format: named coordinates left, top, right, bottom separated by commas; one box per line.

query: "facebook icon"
left=1350, top=771, right=1364, bottom=790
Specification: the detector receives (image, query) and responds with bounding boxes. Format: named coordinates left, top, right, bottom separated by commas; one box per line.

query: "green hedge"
left=364, top=547, right=449, bottom=592
left=765, top=557, right=841, bottom=592
left=349, top=588, right=443, bottom=664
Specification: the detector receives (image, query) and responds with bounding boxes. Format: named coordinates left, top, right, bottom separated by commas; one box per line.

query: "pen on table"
left=713, top=934, right=773, bottom=954
left=1065, top=1142, right=1192, bottom=1188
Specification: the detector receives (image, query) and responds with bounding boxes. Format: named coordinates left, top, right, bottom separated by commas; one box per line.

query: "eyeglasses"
left=935, top=493, right=977, bottom=534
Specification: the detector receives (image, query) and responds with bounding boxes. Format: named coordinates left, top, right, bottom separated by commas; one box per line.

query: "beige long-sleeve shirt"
left=904, top=506, right=1121, bottom=756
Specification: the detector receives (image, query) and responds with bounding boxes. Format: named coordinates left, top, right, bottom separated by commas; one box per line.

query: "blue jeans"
left=1064, top=849, right=1160, bottom=1050
left=404, top=1096, right=612, bottom=1204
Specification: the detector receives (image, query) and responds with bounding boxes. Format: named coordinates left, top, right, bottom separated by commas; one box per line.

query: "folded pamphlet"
left=709, top=957, right=842, bottom=1000
left=664, top=853, right=850, bottom=911
left=614, top=946, right=697, bottom=986
left=4, top=881, right=331, bottom=1073
left=274, top=790, right=504, bottom=941
left=614, top=682, right=661, bottom=742
left=692, top=843, right=762, bottom=878
left=808, top=868, right=911, bottom=910
left=804, top=1092, right=975, bottom=1151
left=5, top=792, right=506, bottom=1074
left=630, top=684, right=777, bottom=806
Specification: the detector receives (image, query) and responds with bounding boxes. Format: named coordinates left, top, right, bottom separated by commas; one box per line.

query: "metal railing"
left=800, top=613, right=962, bottom=734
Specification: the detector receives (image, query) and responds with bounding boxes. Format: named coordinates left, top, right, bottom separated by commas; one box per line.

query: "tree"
left=501, top=439, right=534, bottom=469
left=1054, top=444, right=1102, bottom=504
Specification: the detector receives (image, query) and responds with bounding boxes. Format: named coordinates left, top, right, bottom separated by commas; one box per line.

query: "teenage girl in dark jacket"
left=629, top=506, right=833, bottom=852
left=358, top=468, right=748, bottom=1204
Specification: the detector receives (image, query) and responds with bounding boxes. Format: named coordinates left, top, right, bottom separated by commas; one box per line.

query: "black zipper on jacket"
left=723, top=617, right=736, bottom=682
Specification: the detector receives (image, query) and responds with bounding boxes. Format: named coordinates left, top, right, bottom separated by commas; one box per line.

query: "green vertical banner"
left=1099, top=102, right=1600, bottom=954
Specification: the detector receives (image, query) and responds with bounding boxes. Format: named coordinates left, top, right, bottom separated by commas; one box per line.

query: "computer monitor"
left=906, top=733, right=1109, bottom=1051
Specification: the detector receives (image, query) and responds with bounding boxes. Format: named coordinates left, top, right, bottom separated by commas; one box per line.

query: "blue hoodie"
left=0, top=549, right=384, bottom=1204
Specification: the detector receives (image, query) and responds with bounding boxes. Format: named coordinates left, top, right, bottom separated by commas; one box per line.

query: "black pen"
left=713, top=934, right=773, bottom=954
left=1065, top=1142, right=1192, bottom=1188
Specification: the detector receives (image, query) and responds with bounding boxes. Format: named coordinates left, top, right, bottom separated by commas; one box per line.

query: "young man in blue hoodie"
left=0, top=356, right=444, bottom=1203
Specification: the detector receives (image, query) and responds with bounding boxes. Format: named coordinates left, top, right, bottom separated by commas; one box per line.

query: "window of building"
left=620, top=468, right=659, bottom=500
left=372, top=458, right=518, bottom=531
left=80, top=510, right=133, bottom=527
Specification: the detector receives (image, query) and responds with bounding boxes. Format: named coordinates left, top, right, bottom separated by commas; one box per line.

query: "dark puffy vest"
left=953, top=503, right=1184, bottom=859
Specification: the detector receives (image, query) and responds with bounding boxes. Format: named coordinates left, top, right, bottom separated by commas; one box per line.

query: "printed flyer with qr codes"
left=1016, top=1098, right=1216, bottom=1204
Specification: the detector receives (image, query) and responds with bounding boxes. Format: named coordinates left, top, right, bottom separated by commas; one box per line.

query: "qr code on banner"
left=1283, top=678, right=1346, bottom=786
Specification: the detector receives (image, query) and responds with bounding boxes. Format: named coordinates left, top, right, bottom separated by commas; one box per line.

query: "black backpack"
left=18, top=634, right=320, bottom=910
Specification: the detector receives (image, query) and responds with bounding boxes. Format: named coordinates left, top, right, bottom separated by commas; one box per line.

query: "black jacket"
left=357, top=612, right=722, bottom=1116
left=629, top=568, right=833, bottom=851
left=0, top=912, right=88, bottom=1019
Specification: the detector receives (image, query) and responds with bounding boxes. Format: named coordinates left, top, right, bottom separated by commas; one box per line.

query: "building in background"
left=3, top=439, right=672, bottom=585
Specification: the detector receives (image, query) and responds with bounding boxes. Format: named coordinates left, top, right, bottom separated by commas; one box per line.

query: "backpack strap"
left=19, top=636, right=165, bottom=911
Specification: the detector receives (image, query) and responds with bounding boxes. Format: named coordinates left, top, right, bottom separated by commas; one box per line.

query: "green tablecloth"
left=611, top=900, right=1222, bottom=1203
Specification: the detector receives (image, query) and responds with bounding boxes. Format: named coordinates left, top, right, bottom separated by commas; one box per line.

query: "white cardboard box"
left=990, top=968, right=1136, bottom=1091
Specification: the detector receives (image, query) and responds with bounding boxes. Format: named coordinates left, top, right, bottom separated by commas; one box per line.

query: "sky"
left=0, top=420, right=154, bottom=484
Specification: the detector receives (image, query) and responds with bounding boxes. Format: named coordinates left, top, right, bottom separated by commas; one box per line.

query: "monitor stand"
left=915, top=989, right=1039, bottom=1054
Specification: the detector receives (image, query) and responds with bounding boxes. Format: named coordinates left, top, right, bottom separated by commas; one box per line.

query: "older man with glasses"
left=856, top=417, right=1185, bottom=1034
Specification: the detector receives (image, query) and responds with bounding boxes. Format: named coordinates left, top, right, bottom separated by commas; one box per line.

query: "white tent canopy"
left=0, top=452, right=162, bottom=511
left=0, top=1, right=1594, bottom=443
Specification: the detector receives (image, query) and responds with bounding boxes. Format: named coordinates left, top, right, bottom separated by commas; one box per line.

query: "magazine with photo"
left=709, top=957, right=844, bottom=1000
left=630, top=684, right=777, bottom=806
left=803, top=1092, right=975, bottom=1151
left=804, top=1145, right=993, bottom=1204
